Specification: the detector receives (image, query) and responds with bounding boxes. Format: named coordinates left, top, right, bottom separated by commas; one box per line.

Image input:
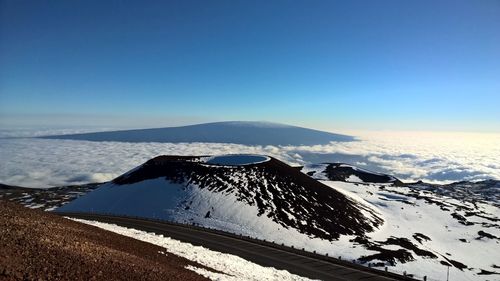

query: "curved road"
left=58, top=213, right=412, bottom=281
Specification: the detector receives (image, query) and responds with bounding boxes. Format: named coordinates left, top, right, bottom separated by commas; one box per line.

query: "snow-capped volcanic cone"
left=57, top=154, right=382, bottom=241
left=40, top=121, right=354, bottom=145
left=303, top=163, right=403, bottom=185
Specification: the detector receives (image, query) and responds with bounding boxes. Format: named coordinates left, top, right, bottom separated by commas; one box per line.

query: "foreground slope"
left=57, top=155, right=382, bottom=243
left=0, top=200, right=208, bottom=281
left=40, top=121, right=354, bottom=145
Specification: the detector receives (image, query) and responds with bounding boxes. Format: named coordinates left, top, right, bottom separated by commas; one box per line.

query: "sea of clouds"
left=1, top=131, right=499, bottom=188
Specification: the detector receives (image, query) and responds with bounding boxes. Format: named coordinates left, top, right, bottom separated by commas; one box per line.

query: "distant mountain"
left=39, top=121, right=354, bottom=145
left=57, top=154, right=382, bottom=241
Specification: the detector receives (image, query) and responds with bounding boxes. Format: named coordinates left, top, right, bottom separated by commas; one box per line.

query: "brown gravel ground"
left=0, top=200, right=211, bottom=281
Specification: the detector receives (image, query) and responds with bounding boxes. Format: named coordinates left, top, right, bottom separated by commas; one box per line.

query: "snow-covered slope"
left=57, top=155, right=382, bottom=242
left=303, top=163, right=500, bottom=281
left=40, top=121, right=354, bottom=145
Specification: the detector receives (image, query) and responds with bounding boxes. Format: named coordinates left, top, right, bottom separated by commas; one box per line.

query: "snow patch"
left=70, top=218, right=315, bottom=281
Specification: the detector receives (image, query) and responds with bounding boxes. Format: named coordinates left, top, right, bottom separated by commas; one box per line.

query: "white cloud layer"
left=288, top=131, right=500, bottom=183
left=0, top=130, right=499, bottom=188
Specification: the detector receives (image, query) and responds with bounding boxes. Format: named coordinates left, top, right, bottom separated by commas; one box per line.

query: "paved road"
left=59, top=213, right=410, bottom=281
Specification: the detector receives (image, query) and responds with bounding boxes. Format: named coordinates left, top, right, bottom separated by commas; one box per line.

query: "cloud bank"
left=287, top=131, right=500, bottom=184
left=0, top=131, right=499, bottom=188
left=0, top=139, right=303, bottom=188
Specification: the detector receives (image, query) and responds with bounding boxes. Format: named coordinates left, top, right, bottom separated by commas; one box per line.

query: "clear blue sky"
left=1, top=0, right=499, bottom=132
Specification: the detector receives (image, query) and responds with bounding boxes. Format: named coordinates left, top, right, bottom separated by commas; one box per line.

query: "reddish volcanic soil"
left=0, top=200, right=210, bottom=281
